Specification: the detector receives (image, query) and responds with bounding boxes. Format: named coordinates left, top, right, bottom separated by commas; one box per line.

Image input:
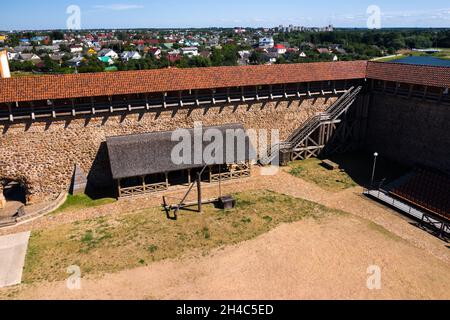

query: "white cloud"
left=93, top=4, right=144, bottom=11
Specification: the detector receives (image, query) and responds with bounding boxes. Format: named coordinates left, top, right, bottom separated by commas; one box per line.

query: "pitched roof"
left=106, top=123, right=256, bottom=179
left=366, top=61, right=450, bottom=88
left=0, top=61, right=367, bottom=103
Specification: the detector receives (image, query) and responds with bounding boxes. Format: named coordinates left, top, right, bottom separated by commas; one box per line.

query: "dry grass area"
left=22, top=190, right=342, bottom=284
left=4, top=205, right=450, bottom=300
left=289, top=159, right=357, bottom=191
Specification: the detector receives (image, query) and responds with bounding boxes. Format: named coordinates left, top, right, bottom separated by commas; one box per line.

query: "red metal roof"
left=0, top=61, right=367, bottom=103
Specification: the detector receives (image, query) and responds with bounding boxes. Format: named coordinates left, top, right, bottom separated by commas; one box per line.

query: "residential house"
left=14, top=45, right=33, bottom=53
left=317, top=48, right=331, bottom=55
left=16, top=53, right=41, bottom=64
left=98, top=56, right=115, bottom=65
left=7, top=52, right=18, bottom=60
left=0, top=35, right=6, bottom=43
left=120, top=51, right=142, bottom=62
left=168, top=53, right=182, bottom=64
left=148, top=47, right=162, bottom=58
left=238, top=50, right=251, bottom=66
left=98, top=49, right=119, bottom=60
left=67, top=56, right=84, bottom=67
left=332, top=47, right=347, bottom=55
left=86, top=48, right=97, bottom=56
left=49, top=53, right=65, bottom=64
left=259, top=37, right=274, bottom=49
left=181, top=47, right=199, bottom=57
left=273, top=44, right=287, bottom=55
left=70, top=46, right=83, bottom=54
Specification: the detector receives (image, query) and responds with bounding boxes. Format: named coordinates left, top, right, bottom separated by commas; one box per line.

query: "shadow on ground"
left=324, top=151, right=411, bottom=188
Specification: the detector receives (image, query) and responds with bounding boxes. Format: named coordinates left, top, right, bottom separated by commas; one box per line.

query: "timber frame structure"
left=117, top=162, right=252, bottom=198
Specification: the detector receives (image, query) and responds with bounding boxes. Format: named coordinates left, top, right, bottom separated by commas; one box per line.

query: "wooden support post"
left=439, top=88, right=444, bottom=102
left=117, top=179, right=122, bottom=198
left=165, top=172, right=169, bottom=188
left=187, top=169, right=191, bottom=185
left=30, top=102, right=35, bottom=121
left=197, top=173, right=202, bottom=213
left=144, top=94, right=150, bottom=110
left=163, top=92, right=167, bottom=108
left=71, top=99, right=76, bottom=116
left=7, top=103, right=13, bottom=122
left=195, top=90, right=200, bottom=106
left=423, top=86, right=428, bottom=100
left=142, top=176, right=146, bottom=192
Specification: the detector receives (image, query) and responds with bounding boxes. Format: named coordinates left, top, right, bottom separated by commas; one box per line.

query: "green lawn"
left=23, top=190, right=344, bottom=283
left=52, top=194, right=116, bottom=214
left=288, top=158, right=357, bottom=192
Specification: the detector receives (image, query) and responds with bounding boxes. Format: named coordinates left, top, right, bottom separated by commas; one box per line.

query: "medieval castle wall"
left=365, top=94, right=450, bottom=174
left=0, top=97, right=336, bottom=203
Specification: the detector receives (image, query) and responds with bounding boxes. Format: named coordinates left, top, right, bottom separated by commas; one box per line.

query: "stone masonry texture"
left=0, top=98, right=335, bottom=203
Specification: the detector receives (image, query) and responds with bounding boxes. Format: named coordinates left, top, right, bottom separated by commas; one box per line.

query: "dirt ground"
left=4, top=214, right=450, bottom=300
left=1, top=167, right=449, bottom=300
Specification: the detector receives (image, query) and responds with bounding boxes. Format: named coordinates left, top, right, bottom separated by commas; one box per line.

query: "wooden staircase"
left=260, top=86, right=363, bottom=165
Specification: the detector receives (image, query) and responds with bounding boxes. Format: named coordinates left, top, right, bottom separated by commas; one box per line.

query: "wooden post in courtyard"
left=197, top=173, right=202, bottom=213
left=0, top=184, right=5, bottom=209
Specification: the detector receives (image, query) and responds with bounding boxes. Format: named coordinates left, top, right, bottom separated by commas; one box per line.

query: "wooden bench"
left=321, top=159, right=340, bottom=171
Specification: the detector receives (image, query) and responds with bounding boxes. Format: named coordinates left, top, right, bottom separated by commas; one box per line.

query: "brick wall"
left=0, top=97, right=335, bottom=203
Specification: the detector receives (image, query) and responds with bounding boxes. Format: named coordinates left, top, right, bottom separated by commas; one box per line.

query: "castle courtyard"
left=1, top=165, right=449, bottom=300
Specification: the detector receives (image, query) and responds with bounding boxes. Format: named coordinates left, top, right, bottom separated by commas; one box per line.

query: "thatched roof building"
left=106, top=123, right=256, bottom=180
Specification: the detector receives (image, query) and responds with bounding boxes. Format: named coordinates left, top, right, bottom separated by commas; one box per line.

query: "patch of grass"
left=53, top=194, right=116, bottom=214
left=288, top=159, right=357, bottom=192
left=22, top=190, right=342, bottom=283
left=366, top=221, right=404, bottom=242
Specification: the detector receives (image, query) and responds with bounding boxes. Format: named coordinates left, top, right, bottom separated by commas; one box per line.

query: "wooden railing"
left=119, top=182, right=168, bottom=197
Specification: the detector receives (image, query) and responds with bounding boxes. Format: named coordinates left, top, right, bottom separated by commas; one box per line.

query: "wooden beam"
left=165, top=172, right=169, bottom=188
left=197, top=173, right=202, bottom=213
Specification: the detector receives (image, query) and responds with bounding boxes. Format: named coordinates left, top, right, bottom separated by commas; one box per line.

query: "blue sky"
left=1, top=0, right=450, bottom=30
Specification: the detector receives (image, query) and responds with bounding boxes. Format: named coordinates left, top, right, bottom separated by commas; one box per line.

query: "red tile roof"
left=366, top=61, right=450, bottom=88
left=0, top=61, right=367, bottom=103
left=1, top=60, right=448, bottom=104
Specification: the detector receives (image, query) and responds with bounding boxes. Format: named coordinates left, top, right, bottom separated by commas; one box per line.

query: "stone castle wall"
left=365, top=94, right=450, bottom=174
left=0, top=97, right=336, bottom=203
